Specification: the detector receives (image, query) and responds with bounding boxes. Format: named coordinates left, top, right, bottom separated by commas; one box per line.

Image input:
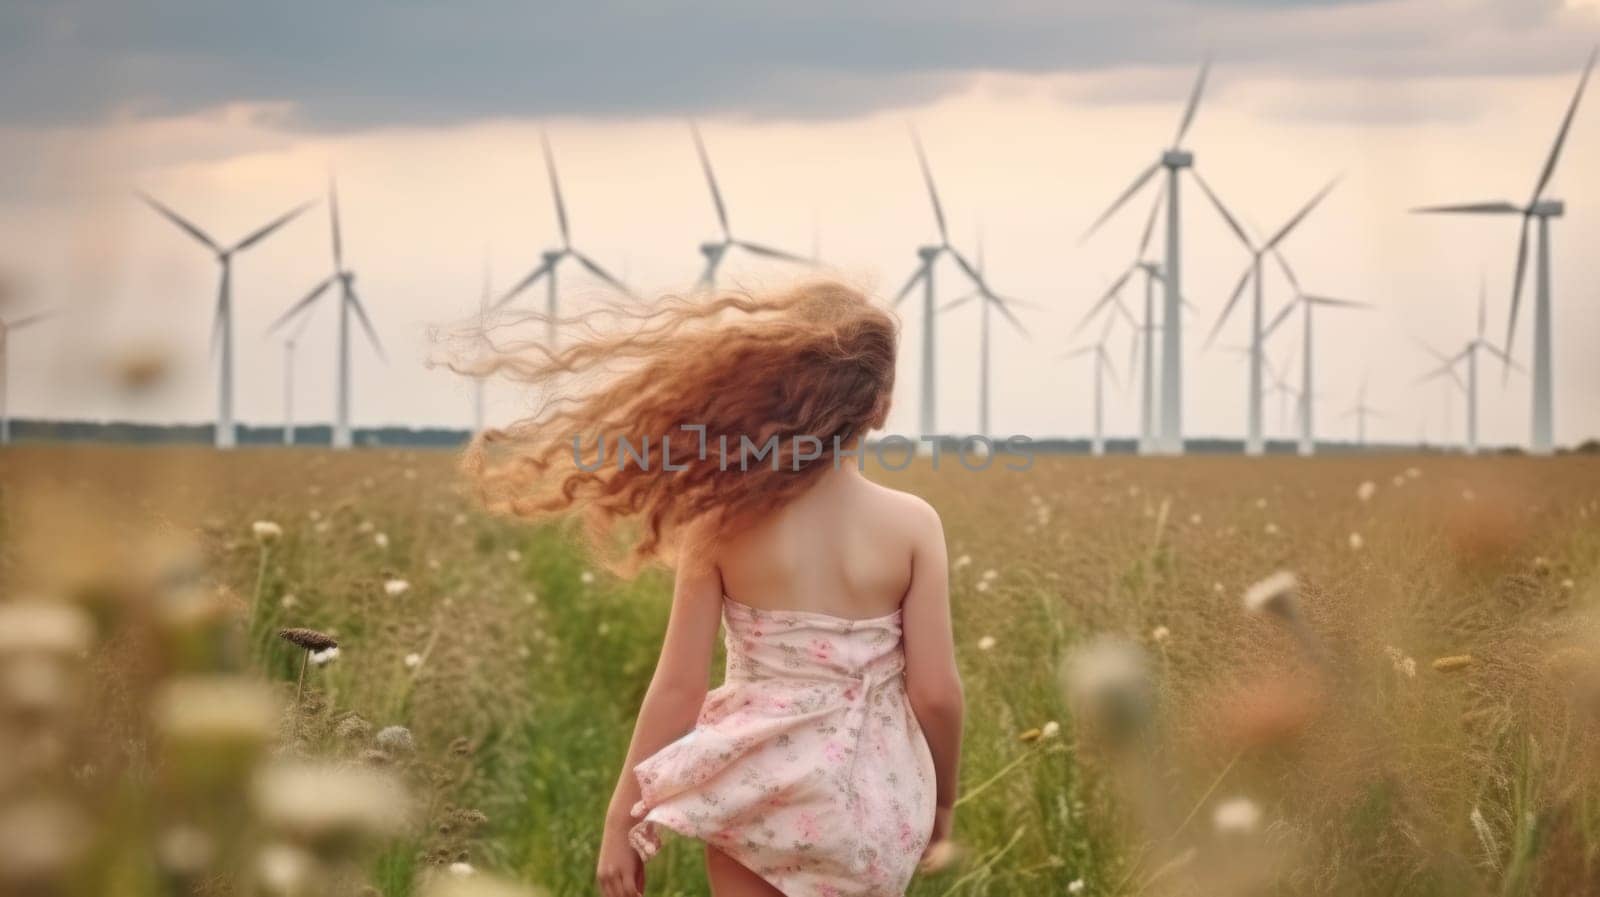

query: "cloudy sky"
left=3, top=0, right=1599, bottom=447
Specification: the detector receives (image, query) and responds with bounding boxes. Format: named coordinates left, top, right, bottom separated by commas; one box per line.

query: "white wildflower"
left=580, top=570, right=595, bottom=585
left=506, top=549, right=522, bottom=563
left=1151, top=625, right=1170, bottom=644
left=448, top=861, right=476, bottom=877
left=1212, top=796, right=1262, bottom=835
left=373, top=532, right=389, bottom=550
left=1348, top=532, right=1364, bottom=551
left=1040, top=720, right=1061, bottom=740
left=403, top=653, right=422, bottom=670
left=252, top=521, right=283, bottom=543
left=977, top=635, right=997, bottom=651
left=1356, top=481, right=1377, bottom=502
left=1067, top=879, right=1084, bottom=894
left=310, top=646, right=339, bottom=666
left=383, top=579, right=410, bottom=598
left=981, top=569, right=999, bottom=582
left=1243, top=571, right=1298, bottom=618
left=1264, top=522, right=1280, bottom=536
left=952, top=554, right=972, bottom=570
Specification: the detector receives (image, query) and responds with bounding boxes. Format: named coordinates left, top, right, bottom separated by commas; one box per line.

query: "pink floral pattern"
left=630, top=597, right=937, bottom=896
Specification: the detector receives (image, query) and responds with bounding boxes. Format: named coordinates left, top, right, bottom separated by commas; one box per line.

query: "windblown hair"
left=458, top=280, right=899, bottom=574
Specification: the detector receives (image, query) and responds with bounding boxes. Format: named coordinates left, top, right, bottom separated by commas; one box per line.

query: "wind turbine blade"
left=268, top=276, right=335, bottom=333
left=690, top=122, right=731, bottom=238
left=210, top=268, right=229, bottom=359
left=1059, top=345, right=1096, bottom=361
left=347, top=290, right=387, bottom=362
left=138, top=193, right=220, bottom=252
left=892, top=260, right=929, bottom=307
left=1269, top=247, right=1301, bottom=295
left=1080, top=161, right=1161, bottom=244
left=1505, top=215, right=1531, bottom=356
left=1480, top=341, right=1526, bottom=375
left=1097, top=347, right=1121, bottom=389
left=948, top=247, right=987, bottom=294
left=1126, top=330, right=1139, bottom=381
left=572, top=251, right=635, bottom=298
left=1412, top=334, right=1452, bottom=364
left=1414, top=360, right=1460, bottom=386
left=7, top=310, right=55, bottom=330
left=940, top=293, right=978, bottom=312
left=1172, top=56, right=1211, bottom=148
left=494, top=258, right=554, bottom=310
left=734, top=240, right=810, bottom=264
left=231, top=201, right=314, bottom=253
left=1262, top=299, right=1298, bottom=339
left=1304, top=295, right=1370, bottom=310
left=989, top=295, right=1029, bottom=339
left=1136, top=180, right=1166, bottom=258
left=1205, top=262, right=1255, bottom=349
left=541, top=131, right=571, bottom=248
left=1530, top=46, right=1597, bottom=206
left=910, top=128, right=949, bottom=245
left=1409, top=201, right=1522, bottom=215
left=1264, top=175, right=1341, bottom=251
left=330, top=178, right=343, bottom=269
left=1071, top=268, right=1133, bottom=337
left=1189, top=169, right=1252, bottom=251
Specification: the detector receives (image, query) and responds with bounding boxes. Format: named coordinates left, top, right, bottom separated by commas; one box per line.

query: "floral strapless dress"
left=629, top=596, right=937, bottom=896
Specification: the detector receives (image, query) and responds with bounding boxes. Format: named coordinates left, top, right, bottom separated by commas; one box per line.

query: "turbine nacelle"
left=1161, top=149, right=1194, bottom=169
left=1530, top=198, right=1565, bottom=217
left=917, top=245, right=941, bottom=262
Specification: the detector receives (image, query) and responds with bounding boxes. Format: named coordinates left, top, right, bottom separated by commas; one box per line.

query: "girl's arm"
left=900, top=500, right=964, bottom=843
left=596, top=543, right=724, bottom=897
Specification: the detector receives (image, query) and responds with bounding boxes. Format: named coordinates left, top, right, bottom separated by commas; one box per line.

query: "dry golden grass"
left=1, top=444, right=1598, bottom=896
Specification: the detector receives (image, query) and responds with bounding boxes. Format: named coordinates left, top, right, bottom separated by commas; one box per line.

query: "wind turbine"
left=1410, top=48, right=1595, bottom=455
left=1061, top=315, right=1121, bottom=456
left=267, top=180, right=386, bottom=450
left=892, top=131, right=1026, bottom=437
left=941, top=230, right=1034, bottom=436
left=495, top=133, right=634, bottom=343
left=139, top=192, right=312, bottom=448
left=1414, top=279, right=1522, bottom=455
left=1341, top=377, right=1383, bottom=448
left=689, top=123, right=813, bottom=289
left=1080, top=58, right=1230, bottom=455
left=1262, top=256, right=1373, bottom=456
left=0, top=309, right=55, bottom=445
left=277, top=299, right=316, bottom=446
left=1264, top=348, right=1300, bottom=438
left=1201, top=177, right=1341, bottom=455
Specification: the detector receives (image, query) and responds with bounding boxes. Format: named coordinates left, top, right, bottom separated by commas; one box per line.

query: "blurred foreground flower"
left=1357, top=481, right=1377, bottom=502
left=1062, top=637, right=1153, bottom=748
left=253, top=761, right=412, bottom=847
left=1213, top=797, right=1262, bottom=835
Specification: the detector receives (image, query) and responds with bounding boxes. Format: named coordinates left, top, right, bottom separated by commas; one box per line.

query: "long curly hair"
left=458, top=280, right=899, bottom=574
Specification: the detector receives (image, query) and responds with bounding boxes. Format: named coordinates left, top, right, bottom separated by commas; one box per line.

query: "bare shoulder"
left=859, top=480, right=943, bottom=541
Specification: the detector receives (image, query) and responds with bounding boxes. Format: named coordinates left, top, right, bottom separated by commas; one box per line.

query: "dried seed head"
left=1243, top=571, right=1300, bottom=621
left=278, top=628, right=338, bottom=652
left=376, top=725, right=416, bottom=753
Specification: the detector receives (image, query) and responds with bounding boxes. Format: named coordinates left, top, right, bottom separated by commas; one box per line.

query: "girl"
left=467, top=281, right=964, bottom=896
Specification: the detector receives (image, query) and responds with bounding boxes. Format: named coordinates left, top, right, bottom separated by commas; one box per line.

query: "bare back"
left=713, top=462, right=933, bottom=621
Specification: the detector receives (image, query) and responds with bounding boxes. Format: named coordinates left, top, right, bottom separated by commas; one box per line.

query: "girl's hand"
left=918, top=805, right=957, bottom=872
left=596, top=816, right=644, bottom=897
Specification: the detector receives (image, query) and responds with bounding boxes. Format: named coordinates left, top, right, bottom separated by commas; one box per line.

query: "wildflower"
left=506, top=549, right=521, bottom=563
left=384, top=579, right=411, bottom=597
left=1189, top=513, right=1203, bottom=525
left=310, top=646, right=340, bottom=666
left=1243, top=571, right=1299, bottom=621
left=277, top=628, right=337, bottom=652
left=1213, top=797, right=1262, bottom=835
left=334, top=714, right=372, bottom=741
left=358, top=520, right=375, bottom=534
left=1068, top=880, right=1085, bottom=894
left=975, top=580, right=990, bottom=593
left=0, top=601, right=95, bottom=657
left=580, top=570, right=595, bottom=585
left=403, top=468, right=418, bottom=481
left=977, top=635, right=997, bottom=651
left=1041, top=720, right=1061, bottom=740
left=1392, top=474, right=1406, bottom=487
left=1357, top=480, right=1377, bottom=502
left=1255, top=497, right=1267, bottom=509
left=280, top=593, right=299, bottom=609
left=453, top=513, right=468, bottom=526
left=952, top=554, right=972, bottom=570
left=1264, top=521, right=1280, bottom=536
left=1348, top=532, right=1364, bottom=551
left=252, top=521, right=283, bottom=543
left=256, top=842, right=313, bottom=894
left=375, top=725, right=415, bottom=753
left=1432, top=654, right=1474, bottom=673
left=374, top=532, right=390, bottom=550
left=404, top=652, right=423, bottom=670
left=1400, top=657, right=1417, bottom=678
left=1151, top=625, right=1170, bottom=644
left=1213, top=582, right=1225, bottom=595
left=449, top=862, right=476, bottom=877
left=1562, top=579, right=1575, bottom=591
left=981, top=569, right=999, bottom=582
left=1406, top=466, right=1422, bottom=479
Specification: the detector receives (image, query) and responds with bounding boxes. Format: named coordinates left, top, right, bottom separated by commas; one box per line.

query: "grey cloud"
left=0, top=0, right=1595, bottom=131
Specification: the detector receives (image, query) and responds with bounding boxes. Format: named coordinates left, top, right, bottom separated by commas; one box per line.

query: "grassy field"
left=3, top=445, right=1599, bottom=896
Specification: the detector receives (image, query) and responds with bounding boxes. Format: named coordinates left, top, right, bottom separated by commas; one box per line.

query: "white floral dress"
left=629, top=596, right=937, bottom=896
